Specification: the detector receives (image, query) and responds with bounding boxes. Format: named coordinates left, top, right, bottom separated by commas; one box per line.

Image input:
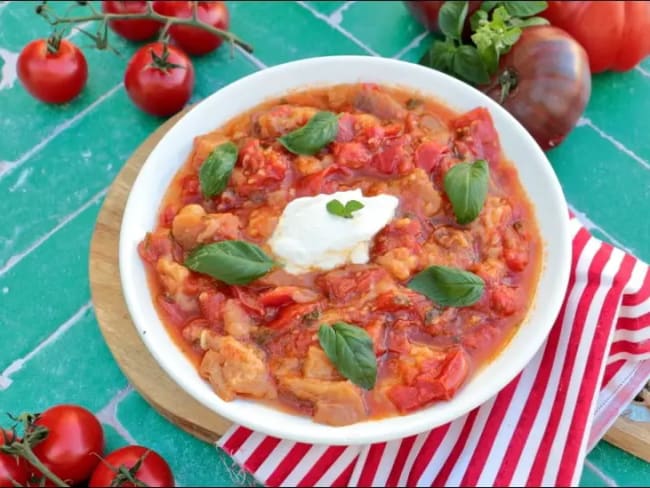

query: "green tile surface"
left=0, top=1, right=648, bottom=486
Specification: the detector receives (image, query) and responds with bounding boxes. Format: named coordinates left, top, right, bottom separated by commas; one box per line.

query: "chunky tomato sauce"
left=138, top=84, right=542, bottom=426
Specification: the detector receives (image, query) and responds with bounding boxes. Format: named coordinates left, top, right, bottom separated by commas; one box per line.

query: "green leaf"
left=480, top=0, right=501, bottom=11
left=470, top=8, right=488, bottom=31
left=318, top=322, right=377, bottom=390
left=510, top=16, right=549, bottom=27
left=476, top=42, right=499, bottom=73
left=278, top=111, right=338, bottom=155
left=407, top=265, right=485, bottom=307
left=185, top=240, right=276, bottom=285
left=452, top=45, right=490, bottom=85
left=326, top=198, right=365, bottom=219
left=199, top=142, right=238, bottom=198
left=503, top=1, right=547, bottom=17
left=501, top=26, right=522, bottom=47
left=444, top=159, right=489, bottom=224
left=438, top=0, right=469, bottom=40
left=420, top=39, right=457, bottom=72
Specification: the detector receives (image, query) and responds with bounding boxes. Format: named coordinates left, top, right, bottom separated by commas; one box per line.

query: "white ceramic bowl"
left=119, top=55, right=571, bottom=445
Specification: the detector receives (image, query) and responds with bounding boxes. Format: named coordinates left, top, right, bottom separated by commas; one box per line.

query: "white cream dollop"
left=268, top=189, right=398, bottom=275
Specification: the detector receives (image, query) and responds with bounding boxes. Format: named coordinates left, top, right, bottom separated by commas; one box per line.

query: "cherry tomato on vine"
left=17, top=38, right=88, bottom=104
left=0, top=431, right=28, bottom=488
left=29, top=405, right=104, bottom=485
left=89, top=445, right=175, bottom=487
left=102, top=1, right=162, bottom=41
left=124, top=42, right=195, bottom=116
left=153, top=1, right=229, bottom=55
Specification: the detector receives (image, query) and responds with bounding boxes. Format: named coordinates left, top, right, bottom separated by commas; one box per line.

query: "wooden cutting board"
left=88, top=109, right=650, bottom=460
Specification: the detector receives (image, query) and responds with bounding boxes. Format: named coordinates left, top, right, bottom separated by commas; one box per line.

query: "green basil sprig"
left=326, top=199, right=364, bottom=219
left=444, top=159, right=489, bottom=225
left=199, top=141, right=238, bottom=198
left=185, top=240, right=276, bottom=285
left=318, top=322, right=377, bottom=390
left=408, top=265, right=485, bottom=307
left=278, top=111, right=338, bottom=155
left=420, top=1, right=548, bottom=86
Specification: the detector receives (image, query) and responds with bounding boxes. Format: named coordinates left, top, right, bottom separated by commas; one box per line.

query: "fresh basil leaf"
left=452, top=45, right=490, bottom=85
left=470, top=8, right=488, bottom=31
left=511, top=16, right=549, bottom=27
left=502, top=26, right=522, bottom=47
left=480, top=0, right=501, bottom=11
left=420, top=39, right=457, bottom=72
left=318, top=322, right=377, bottom=390
left=326, top=198, right=364, bottom=219
left=476, top=42, right=499, bottom=73
left=345, top=200, right=364, bottom=214
left=503, top=1, right=547, bottom=17
left=438, top=0, right=469, bottom=40
left=278, top=111, right=338, bottom=155
left=185, top=240, right=276, bottom=285
left=444, top=159, right=489, bottom=224
left=408, top=265, right=485, bottom=307
left=199, top=141, right=238, bottom=198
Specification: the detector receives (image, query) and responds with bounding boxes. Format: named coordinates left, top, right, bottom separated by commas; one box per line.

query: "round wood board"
left=89, top=108, right=231, bottom=444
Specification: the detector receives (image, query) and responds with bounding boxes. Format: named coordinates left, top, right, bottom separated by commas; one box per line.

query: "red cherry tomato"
left=153, top=1, right=229, bottom=55
left=0, top=431, right=28, bottom=488
left=124, top=42, right=195, bottom=117
left=102, top=1, right=162, bottom=41
left=17, top=38, right=88, bottom=104
left=29, top=405, right=104, bottom=485
left=88, top=445, right=175, bottom=487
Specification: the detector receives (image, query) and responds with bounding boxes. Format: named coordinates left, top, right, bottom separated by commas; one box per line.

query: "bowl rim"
left=119, top=55, right=571, bottom=445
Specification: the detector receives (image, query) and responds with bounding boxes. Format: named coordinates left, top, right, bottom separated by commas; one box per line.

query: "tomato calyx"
left=149, top=43, right=185, bottom=73
left=0, top=413, right=70, bottom=487
left=93, top=450, right=153, bottom=488
left=46, top=31, right=63, bottom=54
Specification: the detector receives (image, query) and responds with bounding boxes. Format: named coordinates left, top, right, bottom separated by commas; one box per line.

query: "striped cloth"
left=218, top=217, right=650, bottom=487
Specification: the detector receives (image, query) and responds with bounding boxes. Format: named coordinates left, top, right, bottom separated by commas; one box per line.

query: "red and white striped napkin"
left=218, top=217, right=650, bottom=487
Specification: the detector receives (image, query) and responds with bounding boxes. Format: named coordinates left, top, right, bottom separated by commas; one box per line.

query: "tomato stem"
left=498, top=68, right=519, bottom=104
left=35, top=1, right=254, bottom=53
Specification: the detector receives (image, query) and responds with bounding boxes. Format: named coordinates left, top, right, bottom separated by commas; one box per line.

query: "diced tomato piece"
left=198, top=291, right=226, bottom=325
left=231, top=286, right=265, bottom=316
left=157, top=295, right=190, bottom=327
left=503, top=226, right=530, bottom=272
left=386, top=329, right=410, bottom=354
left=490, top=284, right=517, bottom=316
left=388, top=385, right=421, bottom=413
left=337, top=114, right=355, bottom=142
left=332, top=141, right=372, bottom=169
left=372, top=218, right=423, bottom=257
left=451, top=107, right=500, bottom=165
left=236, top=139, right=288, bottom=196
left=180, top=174, right=201, bottom=205
left=183, top=273, right=215, bottom=296
left=159, top=204, right=178, bottom=227
left=317, top=266, right=388, bottom=304
left=415, top=140, right=445, bottom=173
left=295, top=164, right=352, bottom=197
left=371, top=136, right=413, bottom=174
left=266, top=302, right=320, bottom=329
left=259, top=286, right=320, bottom=307
left=138, top=231, right=179, bottom=264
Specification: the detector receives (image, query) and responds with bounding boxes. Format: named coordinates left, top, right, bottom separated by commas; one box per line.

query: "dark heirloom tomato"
left=481, top=26, right=591, bottom=150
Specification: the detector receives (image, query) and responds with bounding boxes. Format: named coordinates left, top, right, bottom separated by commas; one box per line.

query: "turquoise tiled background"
left=1, top=1, right=648, bottom=486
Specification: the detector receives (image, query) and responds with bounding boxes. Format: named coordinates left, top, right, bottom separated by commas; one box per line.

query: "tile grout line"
left=0, top=83, right=124, bottom=182
left=583, top=459, right=619, bottom=487
left=295, top=1, right=380, bottom=56
left=0, top=186, right=109, bottom=277
left=577, top=117, right=650, bottom=171
left=635, top=65, right=650, bottom=79
left=235, top=45, right=267, bottom=70
left=392, top=30, right=429, bottom=59
left=95, top=384, right=138, bottom=445
left=568, top=202, right=634, bottom=255
left=328, top=0, right=355, bottom=25
left=0, top=301, right=92, bottom=390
